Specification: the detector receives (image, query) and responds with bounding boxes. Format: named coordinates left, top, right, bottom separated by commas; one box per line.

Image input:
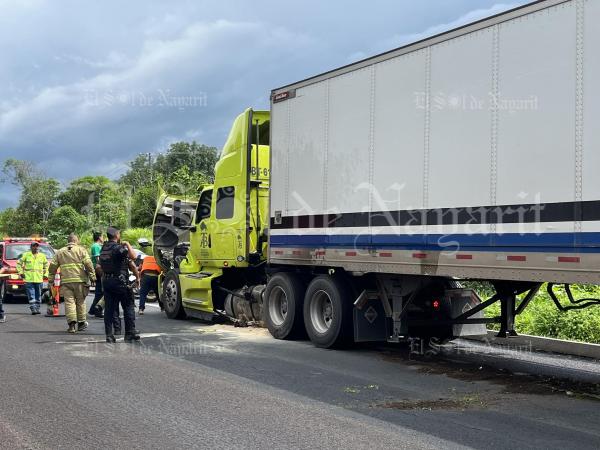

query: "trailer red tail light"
left=432, top=299, right=441, bottom=311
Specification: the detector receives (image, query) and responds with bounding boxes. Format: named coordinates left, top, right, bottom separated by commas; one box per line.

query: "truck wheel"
left=0, top=282, right=12, bottom=303
left=264, top=273, right=306, bottom=340
left=303, top=275, right=352, bottom=349
left=162, top=270, right=187, bottom=320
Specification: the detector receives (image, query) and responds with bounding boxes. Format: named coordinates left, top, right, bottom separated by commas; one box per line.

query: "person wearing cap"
left=99, top=226, right=141, bottom=343
left=48, top=233, right=96, bottom=334
left=17, top=242, right=49, bottom=315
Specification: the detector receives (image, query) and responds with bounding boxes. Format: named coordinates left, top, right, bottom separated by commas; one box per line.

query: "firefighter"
left=100, top=227, right=140, bottom=343
left=17, top=242, right=49, bottom=315
left=137, top=239, right=163, bottom=315
left=48, top=234, right=96, bottom=333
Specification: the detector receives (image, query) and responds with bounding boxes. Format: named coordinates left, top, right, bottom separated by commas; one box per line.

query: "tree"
left=1, top=159, right=60, bottom=236
left=58, top=176, right=112, bottom=214
left=90, top=183, right=130, bottom=230
left=19, top=178, right=61, bottom=235
left=47, top=206, right=88, bottom=248
left=131, top=184, right=159, bottom=228
left=0, top=208, right=19, bottom=236
left=119, top=141, right=218, bottom=193
left=1, top=158, right=40, bottom=188
left=163, top=165, right=207, bottom=198
left=118, top=141, right=218, bottom=226
left=154, top=142, right=218, bottom=182
left=119, top=154, right=155, bottom=193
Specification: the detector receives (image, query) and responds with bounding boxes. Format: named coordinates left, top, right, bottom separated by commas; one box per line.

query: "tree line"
left=0, top=141, right=218, bottom=247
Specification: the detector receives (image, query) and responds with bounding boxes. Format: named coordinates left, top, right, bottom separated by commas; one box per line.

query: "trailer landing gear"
left=494, top=282, right=541, bottom=338
left=497, top=291, right=517, bottom=338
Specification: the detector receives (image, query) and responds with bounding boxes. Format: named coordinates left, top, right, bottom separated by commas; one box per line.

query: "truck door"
left=212, top=185, right=237, bottom=262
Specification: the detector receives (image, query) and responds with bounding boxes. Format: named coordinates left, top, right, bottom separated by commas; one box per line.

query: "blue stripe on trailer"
left=270, top=232, right=600, bottom=253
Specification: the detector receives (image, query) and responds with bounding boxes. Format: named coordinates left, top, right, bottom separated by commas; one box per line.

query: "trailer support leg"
left=497, top=292, right=517, bottom=338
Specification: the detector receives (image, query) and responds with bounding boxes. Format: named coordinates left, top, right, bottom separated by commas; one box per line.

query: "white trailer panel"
left=287, top=82, right=327, bottom=214
left=372, top=51, right=427, bottom=213
left=326, top=68, right=372, bottom=214
left=582, top=0, right=600, bottom=209
left=269, top=0, right=600, bottom=284
left=496, top=3, right=576, bottom=206
left=428, top=28, right=493, bottom=211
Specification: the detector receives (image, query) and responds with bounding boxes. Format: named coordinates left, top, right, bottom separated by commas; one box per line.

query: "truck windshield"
left=5, top=244, right=54, bottom=260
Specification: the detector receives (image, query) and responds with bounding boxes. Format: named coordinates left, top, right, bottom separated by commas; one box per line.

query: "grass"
left=465, top=282, right=600, bottom=344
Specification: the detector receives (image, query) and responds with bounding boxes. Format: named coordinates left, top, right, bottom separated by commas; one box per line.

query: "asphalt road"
left=0, top=296, right=599, bottom=450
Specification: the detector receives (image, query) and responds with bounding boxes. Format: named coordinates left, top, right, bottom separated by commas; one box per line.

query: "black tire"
left=162, top=270, right=187, bottom=320
left=303, top=275, right=353, bottom=349
left=0, top=282, right=12, bottom=303
left=263, top=273, right=306, bottom=340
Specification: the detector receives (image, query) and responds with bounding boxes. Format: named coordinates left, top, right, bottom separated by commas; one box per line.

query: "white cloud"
left=379, top=3, right=519, bottom=51
left=0, top=0, right=527, bottom=209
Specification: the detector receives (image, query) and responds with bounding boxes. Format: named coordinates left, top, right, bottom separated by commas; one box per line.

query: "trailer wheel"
left=264, top=273, right=306, bottom=340
left=162, top=270, right=187, bottom=320
left=303, top=275, right=352, bottom=349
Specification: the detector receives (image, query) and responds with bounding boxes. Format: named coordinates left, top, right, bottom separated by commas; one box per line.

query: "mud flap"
left=447, top=289, right=487, bottom=337
left=353, top=297, right=388, bottom=343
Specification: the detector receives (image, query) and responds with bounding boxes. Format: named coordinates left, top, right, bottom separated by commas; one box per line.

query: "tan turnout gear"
left=61, top=283, right=90, bottom=323
left=48, top=243, right=96, bottom=324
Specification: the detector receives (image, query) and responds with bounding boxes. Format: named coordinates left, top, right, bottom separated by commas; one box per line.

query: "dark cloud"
left=0, top=0, right=525, bottom=209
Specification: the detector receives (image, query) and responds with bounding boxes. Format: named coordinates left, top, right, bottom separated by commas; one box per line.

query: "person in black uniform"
left=99, top=227, right=141, bottom=343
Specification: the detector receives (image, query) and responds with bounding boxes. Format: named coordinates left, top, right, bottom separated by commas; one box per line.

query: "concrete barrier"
left=466, top=331, right=600, bottom=360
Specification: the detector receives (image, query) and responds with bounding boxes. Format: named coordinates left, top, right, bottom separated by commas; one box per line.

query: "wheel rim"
left=268, top=286, right=288, bottom=326
left=310, top=289, right=334, bottom=334
left=164, top=279, right=178, bottom=311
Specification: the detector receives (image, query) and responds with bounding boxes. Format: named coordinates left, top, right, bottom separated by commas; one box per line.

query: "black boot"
left=106, top=335, right=116, bottom=343
left=67, top=322, right=77, bottom=334
left=77, top=321, right=88, bottom=331
left=124, top=330, right=141, bottom=342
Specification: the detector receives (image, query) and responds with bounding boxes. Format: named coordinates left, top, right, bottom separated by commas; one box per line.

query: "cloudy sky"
left=0, top=0, right=527, bottom=209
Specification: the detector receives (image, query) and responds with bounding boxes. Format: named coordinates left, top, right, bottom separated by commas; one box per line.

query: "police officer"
left=99, top=227, right=140, bottom=343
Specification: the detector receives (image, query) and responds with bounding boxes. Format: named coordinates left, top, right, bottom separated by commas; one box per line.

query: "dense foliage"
left=0, top=141, right=218, bottom=244
left=465, top=282, right=600, bottom=344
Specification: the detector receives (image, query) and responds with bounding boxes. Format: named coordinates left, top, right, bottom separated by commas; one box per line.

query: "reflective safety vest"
left=17, top=251, right=48, bottom=283
left=140, top=256, right=161, bottom=276
left=48, top=244, right=96, bottom=285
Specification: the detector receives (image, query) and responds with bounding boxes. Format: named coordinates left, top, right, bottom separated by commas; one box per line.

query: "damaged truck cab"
left=154, top=108, right=270, bottom=322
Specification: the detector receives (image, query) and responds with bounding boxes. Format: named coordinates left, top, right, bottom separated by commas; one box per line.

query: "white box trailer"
left=259, top=0, right=600, bottom=346
left=269, top=0, right=600, bottom=286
